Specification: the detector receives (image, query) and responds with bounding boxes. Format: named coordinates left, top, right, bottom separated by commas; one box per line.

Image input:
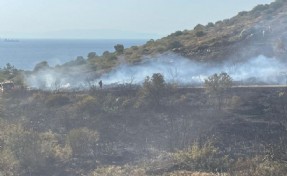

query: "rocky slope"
left=121, top=0, right=287, bottom=64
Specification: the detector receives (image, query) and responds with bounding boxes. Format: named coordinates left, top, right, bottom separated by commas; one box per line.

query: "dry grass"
left=167, top=171, right=227, bottom=176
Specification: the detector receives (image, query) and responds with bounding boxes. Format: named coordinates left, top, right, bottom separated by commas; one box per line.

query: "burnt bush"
left=67, top=127, right=99, bottom=157
left=45, top=94, right=70, bottom=107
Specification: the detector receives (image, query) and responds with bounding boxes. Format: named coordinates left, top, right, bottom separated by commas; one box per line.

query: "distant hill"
left=118, top=0, right=287, bottom=63
left=40, top=0, right=287, bottom=76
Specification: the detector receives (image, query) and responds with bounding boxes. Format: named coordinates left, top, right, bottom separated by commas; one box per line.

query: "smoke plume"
left=24, top=53, right=287, bottom=90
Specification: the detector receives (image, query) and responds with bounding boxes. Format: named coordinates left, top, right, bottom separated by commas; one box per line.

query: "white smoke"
left=99, top=54, right=287, bottom=85
left=24, top=65, right=96, bottom=90
left=24, top=53, right=287, bottom=90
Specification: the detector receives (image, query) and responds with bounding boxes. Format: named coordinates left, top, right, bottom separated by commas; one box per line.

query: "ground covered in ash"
left=1, top=85, right=287, bottom=176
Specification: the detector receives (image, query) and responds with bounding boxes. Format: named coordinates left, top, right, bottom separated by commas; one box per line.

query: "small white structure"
left=0, top=81, right=14, bottom=92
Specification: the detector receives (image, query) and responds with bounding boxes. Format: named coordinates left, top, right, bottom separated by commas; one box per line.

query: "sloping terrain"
left=121, top=0, right=287, bottom=63
left=42, top=0, right=287, bottom=86
left=2, top=1, right=287, bottom=176
left=1, top=85, right=287, bottom=175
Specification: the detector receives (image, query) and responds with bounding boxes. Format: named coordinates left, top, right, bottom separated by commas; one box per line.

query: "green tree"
left=33, top=61, right=50, bottom=72
left=102, top=51, right=117, bottom=60
left=87, top=52, right=97, bottom=59
left=75, top=56, right=86, bottom=65
left=139, top=73, right=166, bottom=107
left=195, top=30, right=206, bottom=37
left=169, top=40, right=183, bottom=49
left=0, top=63, right=24, bottom=85
left=3, top=63, right=16, bottom=74
left=1, top=63, right=18, bottom=80
left=206, top=22, right=215, bottom=28
left=194, top=24, right=205, bottom=31
left=102, top=51, right=110, bottom=56
left=114, top=44, right=124, bottom=54
left=204, top=72, right=232, bottom=109
left=172, top=31, right=183, bottom=36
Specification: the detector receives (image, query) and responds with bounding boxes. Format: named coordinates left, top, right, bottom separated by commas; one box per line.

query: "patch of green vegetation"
left=0, top=63, right=23, bottom=84
left=27, top=0, right=287, bottom=74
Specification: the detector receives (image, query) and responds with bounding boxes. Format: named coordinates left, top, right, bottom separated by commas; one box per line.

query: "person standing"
left=99, top=80, right=103, bottom=89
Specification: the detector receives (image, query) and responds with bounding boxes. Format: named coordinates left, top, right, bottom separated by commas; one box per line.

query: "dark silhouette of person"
left=99, top=80, right=103, bottom=89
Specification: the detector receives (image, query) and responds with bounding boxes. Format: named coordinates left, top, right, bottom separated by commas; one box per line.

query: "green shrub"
left=103, top=51, right=117, bottom=61
left=194, top=24, right=205, bottom=31
left=145, top=39, right=155, bottom=45
left=114, top=44, right=124, bottom=54
left=215, top=20, right=223, bottom=27
left=138, top=73, right=167, bottom=107
left=238, top=11, right=248, bottom=16
left=129, top=55, right=142, bottom=64
left=206, top=22, right=215, bottom=28
left=96, top=51, right=118, bottom=69
left=172, top=31, right=183, bottom=36
left=168, top=41, right=183, bottom=49
left=252, top=4, right=269, bottom=13
left=156, top=45, right=167, bottom=53
left=195, top=31, right=206, bottom=37
left=0, top=63, right=22, bottom=83
left=33, top=61, right=50, bottom=72
left=204, top=72, right=232, bottom=109
left=87, top=52, right=97, bottom=59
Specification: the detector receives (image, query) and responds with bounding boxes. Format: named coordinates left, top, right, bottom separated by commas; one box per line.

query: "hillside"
left=1, top=82, right=287, bottom=175
left=78, top=0, right=287, bottom=72
left=2, top=1, right=287, bottom=176
left=122, top=0, right=287, bottom=63
left=12, top=0, right=287, bottom=90
left=18, top=0, right=287, bottom=91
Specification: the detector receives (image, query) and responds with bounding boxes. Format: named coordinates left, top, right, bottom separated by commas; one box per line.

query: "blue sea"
left=0, top=39, right=147, bottom=70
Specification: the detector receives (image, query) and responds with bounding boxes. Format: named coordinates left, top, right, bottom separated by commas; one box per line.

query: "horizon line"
left=0, top=37, right=154, bottom=40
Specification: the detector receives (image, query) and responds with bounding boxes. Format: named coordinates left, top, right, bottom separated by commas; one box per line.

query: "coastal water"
left=0, top=39, right=146, bottom=70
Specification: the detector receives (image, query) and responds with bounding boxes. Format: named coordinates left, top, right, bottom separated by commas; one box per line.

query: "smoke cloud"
left=24, top=53, right=287, bottom=90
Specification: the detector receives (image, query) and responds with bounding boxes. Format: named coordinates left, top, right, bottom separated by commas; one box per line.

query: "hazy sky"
left=0, top=0, right=274, bottom=39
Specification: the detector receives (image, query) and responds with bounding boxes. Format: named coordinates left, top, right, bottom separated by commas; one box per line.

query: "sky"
left=0, top=0, right=274, bottom=39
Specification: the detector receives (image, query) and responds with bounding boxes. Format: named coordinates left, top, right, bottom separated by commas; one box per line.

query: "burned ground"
left=1, top=86, right=287, bottom=175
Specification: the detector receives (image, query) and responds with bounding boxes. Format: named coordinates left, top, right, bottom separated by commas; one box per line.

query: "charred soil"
left=1, top=86, right=287, bottom=175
